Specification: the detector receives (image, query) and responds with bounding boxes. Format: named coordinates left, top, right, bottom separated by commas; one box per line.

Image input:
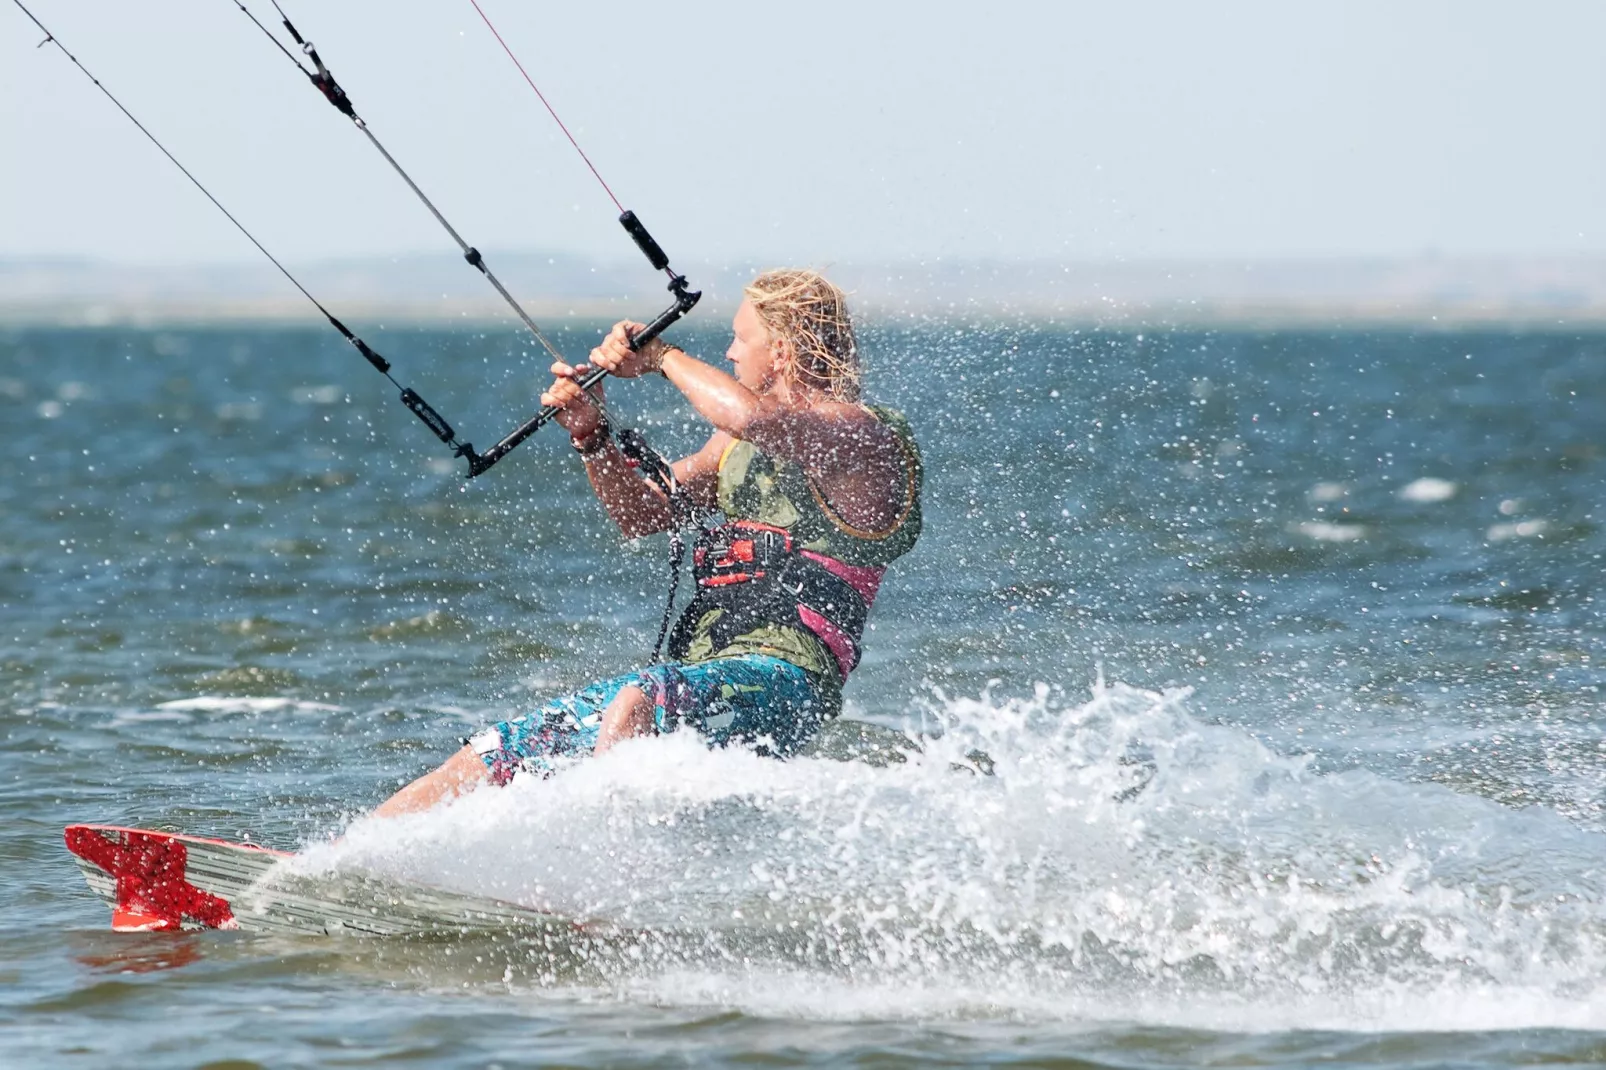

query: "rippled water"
left=2, top=322, right=1604, bottom=1067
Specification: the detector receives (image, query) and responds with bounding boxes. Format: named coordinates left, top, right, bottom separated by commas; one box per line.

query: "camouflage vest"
left=669, top=406, right=922, bottom=690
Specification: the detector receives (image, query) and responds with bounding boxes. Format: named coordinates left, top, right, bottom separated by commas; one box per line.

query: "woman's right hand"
left=590, top=320, right=662, bottom=379
left=541, top=361, right=606, bottom=442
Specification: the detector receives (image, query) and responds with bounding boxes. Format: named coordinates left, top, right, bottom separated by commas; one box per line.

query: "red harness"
left=668, top=521, right=875, bottom=676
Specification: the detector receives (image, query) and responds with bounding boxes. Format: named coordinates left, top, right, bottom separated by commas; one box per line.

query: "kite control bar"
left=460, top=211, right=701, bottom=477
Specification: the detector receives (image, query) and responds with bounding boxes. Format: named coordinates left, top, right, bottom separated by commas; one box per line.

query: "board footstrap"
left=65, top=825, right=255, bottom=932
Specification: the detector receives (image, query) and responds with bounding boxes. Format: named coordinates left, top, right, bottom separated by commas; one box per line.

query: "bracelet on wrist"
left=656, top=345, right=680, bottom=377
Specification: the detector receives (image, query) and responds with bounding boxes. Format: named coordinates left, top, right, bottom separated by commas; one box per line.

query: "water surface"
left=2, top=322, right=1604, bottom=1067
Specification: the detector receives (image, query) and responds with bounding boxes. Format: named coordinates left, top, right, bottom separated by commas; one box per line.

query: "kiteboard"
left=65, top=823, right=571, bottom=937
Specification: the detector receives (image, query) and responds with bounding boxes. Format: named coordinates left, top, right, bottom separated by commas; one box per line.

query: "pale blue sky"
left=3, top=0, right=1604, bottom=266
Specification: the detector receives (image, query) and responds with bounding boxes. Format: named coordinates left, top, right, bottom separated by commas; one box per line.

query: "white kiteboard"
left=65, top=823, right=575, bottom=937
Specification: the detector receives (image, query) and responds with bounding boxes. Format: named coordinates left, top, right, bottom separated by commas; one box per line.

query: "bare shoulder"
left=787, top=399, right=896, bottom=461
left=800, top=403, right=912, bottom=534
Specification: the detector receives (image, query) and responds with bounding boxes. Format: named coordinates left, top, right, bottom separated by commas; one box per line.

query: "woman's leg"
left=371, top=671, right=649, bottom=816
left=372, top=744, right=489, bottom=818
left=591, top=657, right=828, bottom=757
left=594, top=685, right=656, bottom=754
left=372, top=671, right=680, bottom=812
left=669, top=656, right=827, bottom=755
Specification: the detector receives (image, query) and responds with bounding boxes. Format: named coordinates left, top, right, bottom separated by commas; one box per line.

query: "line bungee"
left=10, top=0, right=476, bottom=465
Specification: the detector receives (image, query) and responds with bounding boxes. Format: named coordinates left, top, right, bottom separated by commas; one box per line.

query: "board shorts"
left=466, top=654, right=827, bottom=784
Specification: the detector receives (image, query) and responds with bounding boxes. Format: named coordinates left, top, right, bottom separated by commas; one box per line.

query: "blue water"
left=2, top=321, right=1605, bottom=1067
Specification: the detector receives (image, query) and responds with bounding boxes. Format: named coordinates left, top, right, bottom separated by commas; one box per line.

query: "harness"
left=620, top=426, right=902, bottom=674
left=665, top=521, right=870, bottom=671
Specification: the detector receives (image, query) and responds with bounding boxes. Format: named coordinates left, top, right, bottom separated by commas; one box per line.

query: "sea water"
left=1, top=322, right=1604, bottom=1067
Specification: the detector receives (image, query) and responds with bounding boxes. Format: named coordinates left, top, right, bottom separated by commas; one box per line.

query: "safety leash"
left=616, top=428, right=703, bottom=663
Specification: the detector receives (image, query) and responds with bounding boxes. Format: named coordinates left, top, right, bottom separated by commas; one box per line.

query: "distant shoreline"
left=4, top=298, right=1605, bottom=331
left=6, top=253, right=1606, bottom=329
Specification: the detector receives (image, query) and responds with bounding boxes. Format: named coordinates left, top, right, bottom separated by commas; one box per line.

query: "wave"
left=303, top=678, right=1606, bottom=1030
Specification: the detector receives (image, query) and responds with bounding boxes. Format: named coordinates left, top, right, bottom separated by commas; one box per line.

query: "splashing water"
left=306, top=679, right=1606, bottom=1032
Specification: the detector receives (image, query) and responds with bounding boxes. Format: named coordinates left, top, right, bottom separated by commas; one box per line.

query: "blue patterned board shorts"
left=467, top=654, right=826, bottom=784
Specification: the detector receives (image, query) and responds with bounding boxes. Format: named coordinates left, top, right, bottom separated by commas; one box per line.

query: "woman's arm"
left=658, top=347, right=896, bottom=471
left=589, top=322, right=893, bottom=474
left=587, top=323, right=906, bottom=530
left=540, top=361, right=722, bottom=539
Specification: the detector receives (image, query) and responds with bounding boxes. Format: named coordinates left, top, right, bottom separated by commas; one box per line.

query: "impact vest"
left=668, top=406, right=922, bottom=682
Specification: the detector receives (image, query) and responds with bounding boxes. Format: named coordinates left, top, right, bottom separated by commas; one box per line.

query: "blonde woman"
left=375, top=270, right=921, bottom=816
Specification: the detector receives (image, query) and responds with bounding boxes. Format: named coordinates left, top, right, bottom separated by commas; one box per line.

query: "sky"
left=3, top=0, right=1604, bottom=267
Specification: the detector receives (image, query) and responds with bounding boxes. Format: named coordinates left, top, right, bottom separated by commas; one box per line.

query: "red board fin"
left=64, top=825, right=239, bottom=932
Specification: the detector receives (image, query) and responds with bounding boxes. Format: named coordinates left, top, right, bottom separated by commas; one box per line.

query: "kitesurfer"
left=374, top=269, right=921, bottom=816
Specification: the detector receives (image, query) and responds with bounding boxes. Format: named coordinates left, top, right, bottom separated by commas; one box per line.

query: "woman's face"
left=726, top=299, right=782, bottom=394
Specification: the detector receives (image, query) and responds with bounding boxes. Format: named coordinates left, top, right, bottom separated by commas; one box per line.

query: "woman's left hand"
left=589, top=320, right=665, bottom=379
left=540, top=361, right=606, bottom=441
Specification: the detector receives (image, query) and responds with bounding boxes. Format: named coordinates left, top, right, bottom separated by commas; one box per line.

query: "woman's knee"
left=595, top=685, right=656, bottom=753
left=442, top=743, right=491, bottom=781
left=372, top=744, right=490, bottom=817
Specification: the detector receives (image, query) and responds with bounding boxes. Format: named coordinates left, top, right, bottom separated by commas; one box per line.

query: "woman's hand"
left=588, top=320, right=665, bottom=379
left=540, top=361, right=606, bottom=441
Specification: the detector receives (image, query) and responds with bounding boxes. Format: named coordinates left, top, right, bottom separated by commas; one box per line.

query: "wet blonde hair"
left=744, top=269, right=860, bottom=402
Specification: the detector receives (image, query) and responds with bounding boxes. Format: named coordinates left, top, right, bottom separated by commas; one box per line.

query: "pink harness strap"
left=799, top=552, right=885, bottom=679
